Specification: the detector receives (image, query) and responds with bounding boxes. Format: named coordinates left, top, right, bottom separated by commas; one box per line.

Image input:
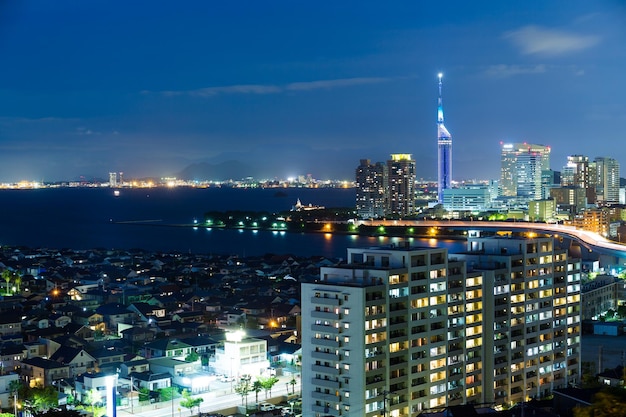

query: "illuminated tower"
left=437, top=73, right=452, bottom=203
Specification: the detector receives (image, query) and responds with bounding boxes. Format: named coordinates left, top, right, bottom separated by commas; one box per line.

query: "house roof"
left=22, top=356, right=68, bottom=370
left=144, top=338, right=192, bottom=351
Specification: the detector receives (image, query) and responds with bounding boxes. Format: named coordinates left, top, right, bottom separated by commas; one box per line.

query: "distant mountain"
left=176, top=160, right=259, bottom=181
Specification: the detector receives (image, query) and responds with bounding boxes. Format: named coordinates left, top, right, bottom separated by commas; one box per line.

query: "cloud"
left=504, top=25, right=601, bottom=56
left=156, top=77, right=392, bottom=97
left=484, top=64, right=548, bottom=78
left=285, top=77, right=389, bottom=91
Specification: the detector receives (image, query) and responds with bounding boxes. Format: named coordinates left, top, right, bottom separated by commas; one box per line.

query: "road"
left=116, top=374, right=299, bottom=417
left=363, top=219, right=626, bottom=257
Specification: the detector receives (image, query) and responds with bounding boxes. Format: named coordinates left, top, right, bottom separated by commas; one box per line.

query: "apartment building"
left=301, top=236, right=581, bottom=417
left=456, top=235, right=581, bottom=403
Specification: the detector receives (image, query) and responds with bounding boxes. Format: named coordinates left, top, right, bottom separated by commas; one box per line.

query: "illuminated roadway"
left=116, top=374, right=298, bottom=417
left=362, top=220, right=626, bottom=258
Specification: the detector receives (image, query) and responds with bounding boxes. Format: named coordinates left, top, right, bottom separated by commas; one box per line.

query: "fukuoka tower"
left=437, top=73, right=452, bottom=203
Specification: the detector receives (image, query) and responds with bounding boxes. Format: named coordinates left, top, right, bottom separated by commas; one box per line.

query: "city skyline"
left=0, top=1, right=625, bottom=183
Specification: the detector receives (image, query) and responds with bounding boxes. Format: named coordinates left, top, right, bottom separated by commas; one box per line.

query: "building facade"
left=500, top=143, right=551, bottom=199
left=594, top=157, right=620, bottom=205
left=301, top=236, right=581, bottom=417
left=441, top=185, right=491, bottom=212
left=355, top=159, right=388, bottom=219
left=387, top=154, right=416, bottom=218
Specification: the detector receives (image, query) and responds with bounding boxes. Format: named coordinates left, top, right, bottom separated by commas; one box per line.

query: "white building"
left=213, top=331, right=270, bottom=379
left=300, top=236, right=581, bottom=417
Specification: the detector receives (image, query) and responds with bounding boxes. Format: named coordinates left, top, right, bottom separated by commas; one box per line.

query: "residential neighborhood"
left=0, top=246, right=318, bottom=415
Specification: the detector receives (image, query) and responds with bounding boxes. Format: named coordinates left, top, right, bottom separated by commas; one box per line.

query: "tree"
left=2, top=269, right=12, bottom=295
left=13, top=271, right=22, bottom=294
left=158, top=386, right=177, bottom=402
left=252, top=380, right=263, bottom=406
left=573, top=388, right=626, bottom=417
left=289, top=377, right=297, bottom=395
left=179, top=389, right=203, bottom=416
left=234, top=378, right=252, bottom=409
left=185, top=351, right=199, bottom=362
left=28, top=385, right=58, bottom=413
left=257, top=376, right=279, bottom=399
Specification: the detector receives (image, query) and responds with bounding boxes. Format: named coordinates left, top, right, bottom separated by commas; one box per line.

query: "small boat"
left=113, top=190, right=120, bottom=197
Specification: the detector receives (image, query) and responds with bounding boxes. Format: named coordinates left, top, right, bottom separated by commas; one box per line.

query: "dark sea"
left=0, top=187, right=465, bottom=258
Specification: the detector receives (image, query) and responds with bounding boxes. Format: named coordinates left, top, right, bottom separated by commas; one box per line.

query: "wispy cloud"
left=155, top=77, right=391, bottom=97
left=484, top=64, right=548, bottom=78
left=504, top=25, right=601, bottom=56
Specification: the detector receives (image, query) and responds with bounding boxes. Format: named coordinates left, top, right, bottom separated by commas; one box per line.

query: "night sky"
left=0, top=1, right=624, bottom=182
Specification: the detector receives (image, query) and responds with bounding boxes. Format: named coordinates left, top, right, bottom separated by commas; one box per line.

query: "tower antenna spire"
left=436, top=72, right=452, bottom=204
left=437, top=72, right=444, bottom=123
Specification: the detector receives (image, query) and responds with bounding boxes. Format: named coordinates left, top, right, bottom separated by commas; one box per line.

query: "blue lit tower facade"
left=437, top=73, right=452, bottom=203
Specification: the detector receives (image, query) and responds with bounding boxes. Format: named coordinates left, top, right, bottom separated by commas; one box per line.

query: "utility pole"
left=382, top=390, right=389, bottom=417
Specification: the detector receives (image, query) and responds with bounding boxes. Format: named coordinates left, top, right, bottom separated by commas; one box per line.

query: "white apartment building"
left=301, top=236, right=581, bottom=417
left=457, top=235, right=581, bottom=403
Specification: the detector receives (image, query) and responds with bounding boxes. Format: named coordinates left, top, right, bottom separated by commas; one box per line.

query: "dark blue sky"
left=0, top=1, right=624, bottom=182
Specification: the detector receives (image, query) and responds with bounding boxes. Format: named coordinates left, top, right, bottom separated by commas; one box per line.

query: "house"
left=95, top=303, right=137, bottom=334
left=74, top=372, right=117, bottom=404
left=0, top=373, right=20, bottom=410
left=120, top=326, right=156, bottom=344
left=49, top=346, right=96, bottom=377
left=0, top=343, right=27, bottom=373
left=127, top=302, right=167, bottom=324
left=124, top=371, right=171, bottom=392
left=71, top=310, right=105, bottom=332
left=0, top=313, right=22, bottom=336
left=172, top=310, right=205, bottom=324
left=21, top=357, right=70, bottom=387
left=90, top=347, right=126, bottom=371
left=148, top=357, right=210, bottom=394
left=119, top=359, right=150, bottom=377
left=142, top=339, right=194, bottom=360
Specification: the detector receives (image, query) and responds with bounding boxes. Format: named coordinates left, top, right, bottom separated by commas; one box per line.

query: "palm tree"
left=14, top=271, right=22, bottom=294
left=2, top=269, right=12, bottom=295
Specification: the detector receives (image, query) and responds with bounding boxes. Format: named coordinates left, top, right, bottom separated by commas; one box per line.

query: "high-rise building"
left=301, top=236, right=581, bottom=417
left=594, top=157, right=620, bottom=204
left=500, top=143, right=551, bottom=199
left=562, top=155, right=596, bottom=204
left=109, top=172, right=118, bottom=187
left=437, top=73, right=452, bottom=203
left=355, top=159, right=387, bottom=219
left=387, top=154, right=416, bottom=217
left=515, top=151, right=543, bottom=201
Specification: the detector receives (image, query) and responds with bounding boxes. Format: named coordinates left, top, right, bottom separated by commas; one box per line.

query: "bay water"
left=0, top=187, right=465, bottom=258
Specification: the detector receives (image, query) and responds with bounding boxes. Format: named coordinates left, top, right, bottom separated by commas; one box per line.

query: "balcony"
left=312, top=391, right=340, bottom=402
left=311, top=296, right=340, bottom=306
left=312, top=377, right=340, bottom=389
left=311, top=324, right=340, bottom=334
left=311, top=364, right=340, bottom=376
left=311, top=337, right=340, bottom=348
left=312, top=351, right=339, bottom=361
left=312, top=310, right=341, bottom=320
left=312, top=404, right=340, bottom=416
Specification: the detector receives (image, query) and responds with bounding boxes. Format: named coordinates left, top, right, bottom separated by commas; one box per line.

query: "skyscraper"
left=387, top=154, right=416, bottom=217
left=562, top=155, right=595, bottom=204
left=594, top=156, right=620, bottom=205
left=355, top=159, right=387, bottom=219
left=500, top=143, right=551, bottom=199
left=437, top=73, right=452, bottom=203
